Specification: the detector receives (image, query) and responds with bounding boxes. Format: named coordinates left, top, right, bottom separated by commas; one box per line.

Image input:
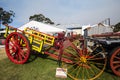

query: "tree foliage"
left=29, top=14, right=54, bottom=24
left=113, top=22, right=120, bottom=32
left=0, top=7, right=15, bottom=25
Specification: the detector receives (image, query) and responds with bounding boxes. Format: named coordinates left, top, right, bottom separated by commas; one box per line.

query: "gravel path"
left=0, top=47, right=7, bottom=60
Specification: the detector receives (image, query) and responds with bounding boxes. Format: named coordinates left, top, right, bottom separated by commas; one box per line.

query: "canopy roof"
left=18, top=21, right=65, bottom=33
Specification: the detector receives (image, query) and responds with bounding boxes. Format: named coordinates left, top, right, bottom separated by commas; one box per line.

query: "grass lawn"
left=0, top=50, right=120, bottom=80
left=0, top=53, right=71, bottom=80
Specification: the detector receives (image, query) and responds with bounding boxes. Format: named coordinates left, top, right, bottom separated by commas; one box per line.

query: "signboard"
left=55, top=68, right=67, bottom=78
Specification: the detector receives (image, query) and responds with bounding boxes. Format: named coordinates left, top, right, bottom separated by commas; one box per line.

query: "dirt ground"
left=0, top=47, right=7, bottom=60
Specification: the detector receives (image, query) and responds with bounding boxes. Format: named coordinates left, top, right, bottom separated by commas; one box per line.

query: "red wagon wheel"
left=60, top=40, right=107, bottom=80
left=110, top=46, right=120, bottom=76
left=5, top=32, right=30, bottom=64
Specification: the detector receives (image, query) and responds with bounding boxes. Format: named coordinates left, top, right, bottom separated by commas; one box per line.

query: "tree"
left=29, top=14, right=54, bottom=24
left=0, top=7, right=15, bottom=28
left=113, top=22, right=120, bottom=32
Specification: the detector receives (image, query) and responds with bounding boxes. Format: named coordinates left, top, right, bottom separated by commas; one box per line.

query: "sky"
left=0, top=0, right=120, bottom=28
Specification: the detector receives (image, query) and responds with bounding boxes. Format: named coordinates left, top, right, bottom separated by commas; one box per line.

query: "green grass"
left=0, top=54, right=70, bottom=80
left=0, top=54, right=120, bottom=80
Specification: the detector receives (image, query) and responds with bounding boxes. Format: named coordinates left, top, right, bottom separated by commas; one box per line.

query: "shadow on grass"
left=104, top=66, right=117, bottom=76
left=26, top=50, right=58, bottom=63
left=26, top=50, right=60, bottom=67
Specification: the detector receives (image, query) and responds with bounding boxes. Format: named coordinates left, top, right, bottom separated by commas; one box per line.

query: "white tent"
left=0, top=30, right=6, bottom=33
left=18, top=21, right=65, bottom=34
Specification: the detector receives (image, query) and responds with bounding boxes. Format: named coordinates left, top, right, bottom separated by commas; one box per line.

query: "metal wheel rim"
left=61, top=42, right=107, bottom=80
left=110, top=47, right=120, bottom=76
left=5, top=32, right=30, bottom=64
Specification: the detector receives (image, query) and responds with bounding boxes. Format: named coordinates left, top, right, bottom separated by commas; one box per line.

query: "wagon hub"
left=80, top=56, right=87, bottom=63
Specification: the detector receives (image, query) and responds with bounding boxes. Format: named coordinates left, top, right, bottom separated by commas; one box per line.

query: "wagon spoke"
left=10, top=50, right=16, bottom=55
left=10, top=39, right=16, bottom=45
left=86, top=46, right=98, bottom=56
left=81, top=65, right=85, bottom=79
left=75, top=66, right=82, bottom=78
left=14, top=53, right=19, bottom=60
left=92, top=46, right=98, bottom=52
left=8, top=42, right=14, bottom=47
left=85, top=67, right=91, bottom=79
left=112, top=61, right=120, bottom=64
left=89, top=65, right=96, bottom=76
left=90, top=64, right=100, bottom=74
left=89, top=61, right=105, bottom=66
left=113, top=65, right=120, bottom=69
left=20, top=49, right=27, bottom=58
left=70, top=65, right=80, bottom=74
left=19, top=51, right=26, bottom=59
left=114, top=56, right=120, bottom=60
left=63, top=51, right=79, bottom=59
left=87, top=57, right=105, bottom=61
left=15, top=35, right=19, bottom=43
left=89, top=51, right=104, bottom=59
left=18, top=53, right=23, bottom=61
left=64, top=49, right=80, bottom=58
left=62, top=61, right=80, bottom=70
left=12, top=35, right=17, bottom=43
